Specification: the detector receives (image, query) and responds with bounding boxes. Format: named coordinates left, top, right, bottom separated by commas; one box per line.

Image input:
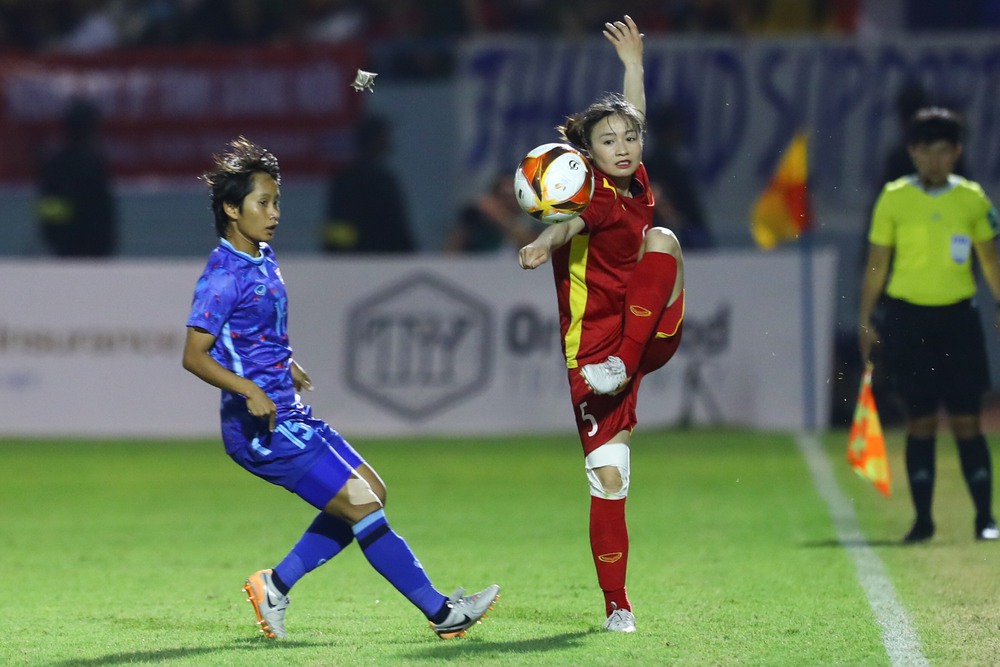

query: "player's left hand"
left=519, top=243, right=550, bottom=270
left=603, top=15, right=643, bottom=62
left=291, top=359, right=314, bottom=392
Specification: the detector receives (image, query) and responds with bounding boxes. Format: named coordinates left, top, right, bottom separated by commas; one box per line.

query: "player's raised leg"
left=581, top=228, right=683, bottom=395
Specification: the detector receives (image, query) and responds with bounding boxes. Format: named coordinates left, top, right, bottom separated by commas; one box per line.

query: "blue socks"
left=352, top=510, right=447, bottom=619
left=273, top=512, right=355, bottom=593
left=271, top=508, right=448, bottom=621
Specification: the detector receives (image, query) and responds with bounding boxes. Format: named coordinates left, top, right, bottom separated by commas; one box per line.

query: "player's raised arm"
left=604, top=15, right=645, bottom=120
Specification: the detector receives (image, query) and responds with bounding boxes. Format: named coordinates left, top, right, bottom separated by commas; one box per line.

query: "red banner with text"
left=0, top=43, right=368, bottom=182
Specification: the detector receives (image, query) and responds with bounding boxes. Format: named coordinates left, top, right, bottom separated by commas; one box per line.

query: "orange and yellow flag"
left=847, top=364, right=891, bottom=496
left=750, top=131, right=812, bottom=249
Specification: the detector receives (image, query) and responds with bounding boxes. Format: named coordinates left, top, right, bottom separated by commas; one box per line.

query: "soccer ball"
left=514, top=143, right=595, bottom=223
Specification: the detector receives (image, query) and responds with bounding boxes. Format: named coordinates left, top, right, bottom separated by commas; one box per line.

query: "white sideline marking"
left=796, top=433, right=928, bottom=667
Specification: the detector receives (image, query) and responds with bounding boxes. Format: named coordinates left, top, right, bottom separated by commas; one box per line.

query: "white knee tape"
left=346, top=477, right=378, bottom=505
left=585, top=442, right=630, bottom=500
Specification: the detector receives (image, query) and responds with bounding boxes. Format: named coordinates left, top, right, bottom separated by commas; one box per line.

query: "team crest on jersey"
left=254, top=284, right=267, bottom=295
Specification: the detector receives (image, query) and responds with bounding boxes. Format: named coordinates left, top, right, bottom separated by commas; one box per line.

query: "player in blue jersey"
left=182, top=137, right=499, bottom=640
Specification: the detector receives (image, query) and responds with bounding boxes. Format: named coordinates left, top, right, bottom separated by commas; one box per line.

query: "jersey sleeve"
left=187, top=268, right=240, bottom=337
left=868, top=186, right=895, bottom=247
left=580, top=173, right=619, bottom=232
left=970, top=183, right=999, bottom=241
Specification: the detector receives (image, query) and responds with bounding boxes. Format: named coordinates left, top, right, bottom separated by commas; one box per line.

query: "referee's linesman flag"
left=847, top=364, right=891, bottom=497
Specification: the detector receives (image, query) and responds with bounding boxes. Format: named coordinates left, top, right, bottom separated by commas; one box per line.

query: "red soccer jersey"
left=551, top=163, right=655, bottom=368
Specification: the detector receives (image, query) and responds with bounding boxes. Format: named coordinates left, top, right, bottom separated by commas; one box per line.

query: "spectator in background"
left=444, top=172, right=540, bottom=254
left=644, top=104, right=714, bottom=250
left=36, top=97, right=118, bottom=257
left=321, top=114, right=418, bottom=253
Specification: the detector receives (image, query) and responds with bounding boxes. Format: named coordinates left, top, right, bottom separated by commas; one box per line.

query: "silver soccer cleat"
left=243, top=569, right=290, bottom=639
left=603, top=602, right=636, bottom=633
left=430, top=584, right=501, bottom=639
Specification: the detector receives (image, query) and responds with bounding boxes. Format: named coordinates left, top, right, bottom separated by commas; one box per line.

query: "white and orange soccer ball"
left=513, top=142, right=595, bottom=223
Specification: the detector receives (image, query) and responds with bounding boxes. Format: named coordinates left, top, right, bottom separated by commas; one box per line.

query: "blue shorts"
left=224, top=408, right=365, bottom=510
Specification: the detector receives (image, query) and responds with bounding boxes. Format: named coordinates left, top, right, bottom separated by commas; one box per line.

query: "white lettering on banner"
left=0, top=46, right=364, bottom=180
left=458, top=35, right=1000, bottom=235
left=5, top=64, right=347, bottom=121
left=0, top=326, right=178, bottom=355
left=0, top=251, right=835, bottom=438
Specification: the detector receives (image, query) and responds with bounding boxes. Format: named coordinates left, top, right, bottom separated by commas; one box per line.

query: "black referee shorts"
left=879, top=297, right=990, bottom=419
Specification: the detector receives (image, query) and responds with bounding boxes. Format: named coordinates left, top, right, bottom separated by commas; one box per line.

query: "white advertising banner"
left=0, top=248, right=835, bottom=438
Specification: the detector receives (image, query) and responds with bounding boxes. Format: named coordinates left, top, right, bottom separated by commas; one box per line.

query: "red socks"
left=590, top=496, right=631, bottom=615
left=617, top=252, right=678, bottom=375
left=587, top=252, right=678, bottom=616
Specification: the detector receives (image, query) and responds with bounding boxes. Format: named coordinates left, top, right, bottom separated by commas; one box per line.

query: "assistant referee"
left=859, top=107, right=1000, bottom=543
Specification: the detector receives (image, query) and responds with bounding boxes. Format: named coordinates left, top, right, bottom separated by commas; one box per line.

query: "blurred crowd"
left=0, top=1, right=919, bottom=56
left=2, top=1, right=997, bottom=71
left=4, top=1, right=999, bottom=76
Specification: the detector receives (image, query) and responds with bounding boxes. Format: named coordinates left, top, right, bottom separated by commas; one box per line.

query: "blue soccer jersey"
left=187, top=240, right=302, bottom=443
left=187, top=239, right=365, bottom=498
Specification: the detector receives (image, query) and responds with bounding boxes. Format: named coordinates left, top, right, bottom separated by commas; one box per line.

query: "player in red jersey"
left=518, top=16, right=684, bottom=633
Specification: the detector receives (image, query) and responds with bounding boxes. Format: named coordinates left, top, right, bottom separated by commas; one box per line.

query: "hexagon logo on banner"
left=345, top=272, right=494, bottom=420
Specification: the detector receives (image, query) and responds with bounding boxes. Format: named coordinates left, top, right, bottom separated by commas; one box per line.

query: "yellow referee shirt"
left=869, top=175, right=999, bottom=306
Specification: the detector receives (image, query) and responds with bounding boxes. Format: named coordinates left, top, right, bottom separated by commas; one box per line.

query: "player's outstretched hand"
left=519, top=244, right=550, bottom=270
left=603, top=15, right=643, bottom=63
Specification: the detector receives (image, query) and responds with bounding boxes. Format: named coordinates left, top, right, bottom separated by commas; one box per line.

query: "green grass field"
left=1, top=429, right=997, bottom=666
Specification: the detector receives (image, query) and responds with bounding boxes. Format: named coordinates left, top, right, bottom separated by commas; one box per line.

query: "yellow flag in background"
left=750, top=132, right=813, bottom=249
left=847, top=364, right=891, bottom=497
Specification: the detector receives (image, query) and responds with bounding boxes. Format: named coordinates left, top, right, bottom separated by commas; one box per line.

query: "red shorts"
left=568, top=293, right=684, bottom=456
